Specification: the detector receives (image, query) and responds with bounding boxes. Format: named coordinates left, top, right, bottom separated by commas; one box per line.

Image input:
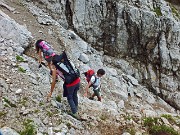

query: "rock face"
left=28, top=0, right=180, bottom=110
left=0, top=10, right=32, bottom=55
left=0, top=0, right=180, bottom=135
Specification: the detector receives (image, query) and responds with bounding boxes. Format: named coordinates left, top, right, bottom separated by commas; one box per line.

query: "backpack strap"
left=91, top=75, right=97, bottom=85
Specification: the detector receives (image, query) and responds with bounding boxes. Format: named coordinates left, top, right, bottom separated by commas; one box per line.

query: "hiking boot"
left=89, top=97, right=94, bottom=100
left=72, top=113, right=81, bottom=120
left=69, top=112, right=81, bottom=120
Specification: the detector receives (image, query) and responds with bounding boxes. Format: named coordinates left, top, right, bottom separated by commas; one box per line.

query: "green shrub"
left=161, top=114, right=175, bottom=123
left=55, top=95, right=62, bottom=103
left=34, top=110, right=40, bottom=113
left=143, top=117, right=158, bottom=127
left=20, top=119, right=36, bottom=135
left=150, top=125, right=179, bottom=135
left=16, top=55, right=24, bottom=62
left=143, top=116, right=179, bottom=135
left=3, top=97, right=17, bottom=108
left=18, top=67, right=26, bottom=73
left=66, top=121, right=72, bottom=129
left=153, top=7, right=162, bottom=16
left=127, top=128, right=136, bottom=135
left=39, top=102, right=44, bottom=106
left=125, top=114, right=132, bottom=121
left=170, top=4, right=180, bottom=18
left=0, top=111, right=6, bottom=118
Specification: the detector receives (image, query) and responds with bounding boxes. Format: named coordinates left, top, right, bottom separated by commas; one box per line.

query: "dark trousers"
left=63, top=83, right=80, bottom=114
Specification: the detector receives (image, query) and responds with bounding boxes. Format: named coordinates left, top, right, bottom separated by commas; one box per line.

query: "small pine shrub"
left=16, top=55, right=24, bottom=62
left=18, top=67, right=26, bottom=73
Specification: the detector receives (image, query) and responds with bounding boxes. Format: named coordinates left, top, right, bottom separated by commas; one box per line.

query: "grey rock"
left=122, top=74, right=139, bottom=86
left=106, top=67, right=118, bottom=77
left=19, top=63, right=30, bottom=72
left=161, top=117, right=170, bottom=125
left=122, top=132, right=131, bottom=135
left=0, top=78, right=8, bottom=91
left=0, top=1, right=15, bottom=12
left=117, top=100, right=125, bottom=109
left=78, top=53, right=89, bottom=64
left=0, top=11, right=32, bottom=54
left=37, top=15, right=54, bottom=25
left=1, top=127, right=19, bottom=135
left=15, top=89, right=22, bottom=95
left=68, top=32, right=76, bottom=40
left=7, top=47, right=13, bottom=55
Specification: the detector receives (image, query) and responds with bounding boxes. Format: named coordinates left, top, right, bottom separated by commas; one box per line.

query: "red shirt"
left=57, top=69, right=80, bottom=87
left=66, top=77, right=80, bottom=87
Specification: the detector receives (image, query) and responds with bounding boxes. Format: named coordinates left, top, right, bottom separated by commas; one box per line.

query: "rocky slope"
left=0, top=0, right=180, bottom=135
left=25, top=0, right=180, bottom=110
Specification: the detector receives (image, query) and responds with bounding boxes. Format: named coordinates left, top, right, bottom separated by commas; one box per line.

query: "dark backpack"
left=53, top=51, right=80, bottom=84
left=83, top=69, right=97, bottom=87
left=39, top=41, right=54, bottom=56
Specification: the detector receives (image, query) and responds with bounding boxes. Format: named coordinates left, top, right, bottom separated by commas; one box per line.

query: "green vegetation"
left=4, top=104, right=9, bottom=108
left=19, top=97, right=28, bottom=106
left=161, top=114, right=175, bottom=123
left=20, top=119, right=36, bottom=135
left=100, top=114, right=108, bottom=121
left=3, top=97, right=17, bottom=108
left=54, top=129, right=62, bottom=133
left=34, top=109, right=40, bottom=113
left=18, top=67, right=26, bottom=73
left=66, top=121, right=72, bottom=129
left=47, top=110, right=53, bottom=117
left=125, top=114, right=132, bottom=121
left=57, top=119, right=62, bottom=125
left=16, top=55, right=25, bottom=62
left=143, top=117, right=178, bottom=135
left=143, top=117, right=158, bottom=127
left=39, top=102, right=44, bottom=106
left=0, top=111, right=6, bottom=118
left=153, top=7, right=162, bottom=16
left=170, top=4, right=180, bottom=18
left=127, top=128, right=136, bottom=135
left=42, top=132, right=48, bottom=135
left=150, top=125, right=179, bottom=135
left=55, top=95, right=62, bottom=103
left=174, top=116, right=180, bottom=127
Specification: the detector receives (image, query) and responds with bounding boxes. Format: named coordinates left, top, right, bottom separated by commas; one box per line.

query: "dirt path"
left=1, top=0, right=63, bottom=57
